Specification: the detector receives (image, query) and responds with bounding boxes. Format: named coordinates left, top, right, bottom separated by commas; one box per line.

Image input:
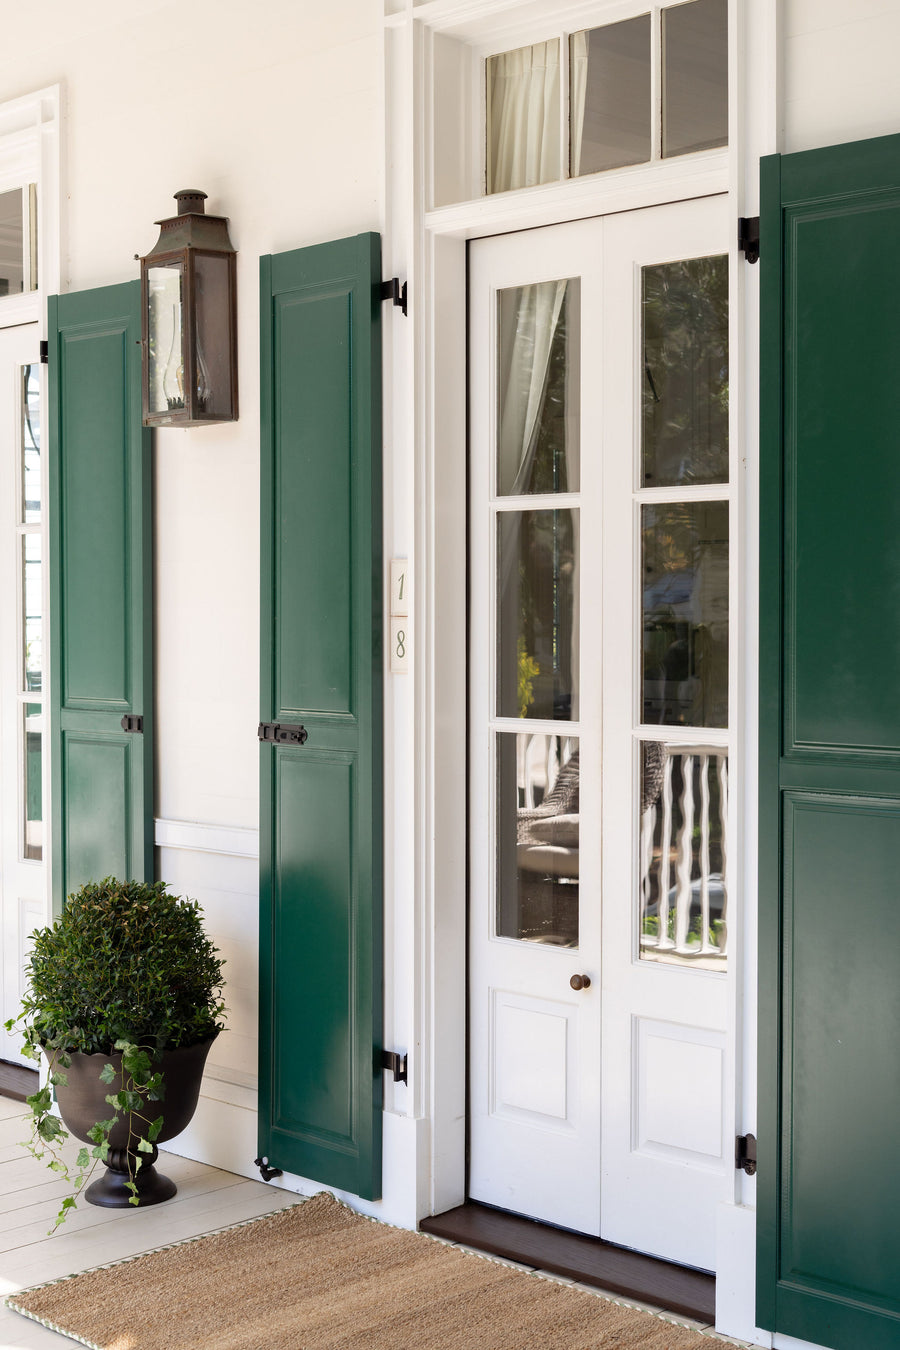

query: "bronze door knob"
left=570, top=973, right=591, bottom=991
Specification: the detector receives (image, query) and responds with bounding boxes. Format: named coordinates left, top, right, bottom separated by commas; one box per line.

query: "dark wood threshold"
left=420, top=1201, right=715, bottom=1325
left=0, top=1058, right=38, bottom=1103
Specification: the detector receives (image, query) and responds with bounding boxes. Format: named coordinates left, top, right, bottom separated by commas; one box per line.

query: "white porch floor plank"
left=0, top=1090, right=292, bottom=1348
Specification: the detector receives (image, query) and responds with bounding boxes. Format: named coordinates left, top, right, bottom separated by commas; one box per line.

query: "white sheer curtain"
left=487, top=40, right=560, bottom=194
left=498, top=280, right=568, bottom=496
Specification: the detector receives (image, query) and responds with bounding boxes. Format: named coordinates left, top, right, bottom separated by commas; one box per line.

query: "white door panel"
left=469, top=198, right=734, bottom=1269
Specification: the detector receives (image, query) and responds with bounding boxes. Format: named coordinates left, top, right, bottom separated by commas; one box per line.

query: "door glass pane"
left=642, top=501, right=728, bottom=727
left=662, top=0, right=728, bottom=158
left=487, top=40, right=560, bottom=194
left=22, top=533, right=41, bottom=691
left=570, top=16, right=651, bottom=177
left=0, top=188, right=24, bottom=295
left=498, top=509, right=579, bottom=721
left=639, top=741, right=726, bottom=968
left=642, top=254, right=728, bottom=487
left=497, top=732, right=579, bottom=946
left=23, top=703, right=42, bottom=862
left=498, top=279, right=579, bottom=495
left=147, top=264, right=184, bottom=413
left=21, top=363, right=40, bottom=523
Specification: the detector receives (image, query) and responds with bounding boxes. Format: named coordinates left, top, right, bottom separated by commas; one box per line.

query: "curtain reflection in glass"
left=642, top=502, right=728, bottom=727
left=642, top=255, right=728, bottom=488
left=570, top=17, right=651, bottom=177
left=498, top=509, right=579, bottom=721
left=497, top=732, right=579, bottom=945
left=498, top=279, right=579, bottom=496
left=639, top=742, right=726, bottom=968
left=22, top=364, right=40, bottom=524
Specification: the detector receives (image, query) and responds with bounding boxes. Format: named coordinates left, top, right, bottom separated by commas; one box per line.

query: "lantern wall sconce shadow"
left=139, top=189, right=238, bottom=427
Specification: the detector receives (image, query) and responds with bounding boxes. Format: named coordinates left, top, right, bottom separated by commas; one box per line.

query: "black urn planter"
left=54, top=1036, right=216, bottom=1208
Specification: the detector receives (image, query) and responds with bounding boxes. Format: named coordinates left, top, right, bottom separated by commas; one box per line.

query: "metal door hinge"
left=254, top=1155, right=283, bottom=1182
left=736, top=1133, right=757, bottom=1175
left=39, top=340, right=49, bottom=364
left=258, top=722, right=308, bottom=746
left=381, top=277, right=408, bottom=317
left=738, top=217, right=760, bottom=264
left=381, top=1049, right=408, bottom=1084
left=120, top=714, right=143, bottom=733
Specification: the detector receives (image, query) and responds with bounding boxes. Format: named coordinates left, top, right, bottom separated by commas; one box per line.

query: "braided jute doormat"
left=6, top=1191, right=740, bottom=1349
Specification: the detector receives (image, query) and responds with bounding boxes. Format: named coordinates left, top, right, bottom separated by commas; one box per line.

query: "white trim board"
left=154, top=818, right=260, bottom=859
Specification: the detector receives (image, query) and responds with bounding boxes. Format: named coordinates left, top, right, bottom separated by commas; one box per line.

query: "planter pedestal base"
left=85, top=1144, right=177, bottom=1208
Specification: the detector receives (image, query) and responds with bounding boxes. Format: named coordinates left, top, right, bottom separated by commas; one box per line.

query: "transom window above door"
left=485, top=0, right=727, bottom=194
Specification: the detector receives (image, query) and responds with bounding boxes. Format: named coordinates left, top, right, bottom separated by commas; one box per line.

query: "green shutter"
left=48, top=282, right=153, bottom=911
left=258, top=234, right=383, bottom=1199
left=759, top=133, right=900, bottom=1350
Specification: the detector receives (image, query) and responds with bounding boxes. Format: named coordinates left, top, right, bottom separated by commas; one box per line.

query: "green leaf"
left=76, top=1148, right=90, bottom=1168
left=27, top=1087, right=52, bottom=1113
left=99, top=1062, right=117, bottom=1084
left=49, top=1070, right=68, bottom=1087
left=48, top=1159, right=66, bottom=1174
left=137, top=1137, right=154, bottom=1153
left=37, top=1116, right=65, bottom=1143
left=147, top=1114, right=165, bottom=1142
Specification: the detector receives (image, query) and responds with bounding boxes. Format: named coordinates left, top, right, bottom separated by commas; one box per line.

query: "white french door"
left=468, top=196, right=734, bottom=1270
left=0, top=323, right=47, bottom=1066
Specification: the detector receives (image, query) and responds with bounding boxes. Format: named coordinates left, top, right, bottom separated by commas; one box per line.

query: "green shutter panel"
left=48, top=282, right=153, bottom=910
left=758, top=133, right=900, bottom=1350
left=258, top=234, right=383, bottom=1200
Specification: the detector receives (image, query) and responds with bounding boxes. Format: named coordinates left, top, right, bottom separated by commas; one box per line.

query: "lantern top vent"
left=144, top=188, right=235, bottom=260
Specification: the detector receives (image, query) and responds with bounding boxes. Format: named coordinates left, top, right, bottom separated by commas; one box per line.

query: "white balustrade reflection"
left=639, top=743, right=727, bottom=969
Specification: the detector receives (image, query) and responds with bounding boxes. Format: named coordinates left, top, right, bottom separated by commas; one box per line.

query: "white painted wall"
left=783, top=0, right=900, bottom=153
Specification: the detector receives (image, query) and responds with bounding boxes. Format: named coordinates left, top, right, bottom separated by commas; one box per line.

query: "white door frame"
left=380, top=0, right=778, bottom=1277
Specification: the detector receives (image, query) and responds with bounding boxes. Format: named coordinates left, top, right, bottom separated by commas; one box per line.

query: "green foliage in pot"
left=4, top=878, right=226, bottom=1229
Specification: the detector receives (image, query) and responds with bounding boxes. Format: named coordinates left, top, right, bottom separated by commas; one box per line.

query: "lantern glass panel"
left=193, top=253, right=232, bottom=418
left=147, top=263, right=185, bottom=414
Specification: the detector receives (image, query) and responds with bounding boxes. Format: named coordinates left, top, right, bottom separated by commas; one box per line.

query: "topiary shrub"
left=20, top=877, right=226, bottom=1057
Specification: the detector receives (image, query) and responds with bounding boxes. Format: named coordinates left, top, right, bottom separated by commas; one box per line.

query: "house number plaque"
left=390, top=559, right=409, bottom=674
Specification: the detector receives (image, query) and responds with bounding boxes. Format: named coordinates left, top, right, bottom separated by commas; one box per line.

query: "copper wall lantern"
left=140, top=189, right=238, bottom=427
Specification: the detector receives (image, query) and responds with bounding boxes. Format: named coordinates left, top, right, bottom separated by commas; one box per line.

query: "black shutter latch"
left=39, top=339, right=49, bottom=364
left=738, top=217, right=760, bottom=264
left=258, top=722, right=308, bottom=746
left=381, top=1050, right=408, bottom=1084
left=736, top=1133, right=757, bottom=1175
left=381, top=277, right=408, bottom=317
left=120, top=714, right=143, bottom=733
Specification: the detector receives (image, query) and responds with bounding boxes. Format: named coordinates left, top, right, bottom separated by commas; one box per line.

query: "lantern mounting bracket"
left=381, top=277, right=408, bottom=317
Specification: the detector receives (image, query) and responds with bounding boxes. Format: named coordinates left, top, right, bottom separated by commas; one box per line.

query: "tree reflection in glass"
left=642, top=255, right=728, bottom=488
left=642, top=501, right=728, bottom=728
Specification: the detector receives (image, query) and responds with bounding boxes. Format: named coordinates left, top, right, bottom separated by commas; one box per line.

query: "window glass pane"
left=0, top=188, right=24, bottom=296
left=194, top=253, right=233, bottom=418
left=642, top=254, right=728, bottom=487
left=487, top=40, right=560, bottom=193
left=642, top=501, right=728, bottom=727
left=497, top=732, right=579, bottom=946
left=498, top=509, right=579, bottom=721
left=570, top=16, right=651, bottom=177
left=21, top=363, right=41, bottom=523
left=639, top=742, right=726, bottom=969
left=662, top=0, right=728, bottom=158
left=147, top=264, right=184, bottom=413
left=498, top=279, right=579, bottom=495
left=23, top=703, right=42, bottom=862
left=23, top=533, right=41, bottom=692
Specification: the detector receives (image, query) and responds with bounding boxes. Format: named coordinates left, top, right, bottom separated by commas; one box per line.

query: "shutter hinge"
left=738, top=217, right=760, bottom=264
left=39, top=340, right=49, bottom=364
left=381, top=277, right=408, bottom=317
left=254, top=1155, right=283, bottom=1183
left=736, top=1133, right=757, bottom=1175
left=381, top=1049, right=408, bottom=1084
left=257, top=721, right=309, bottom=746
left=120, top=714, right=143, bottom=733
